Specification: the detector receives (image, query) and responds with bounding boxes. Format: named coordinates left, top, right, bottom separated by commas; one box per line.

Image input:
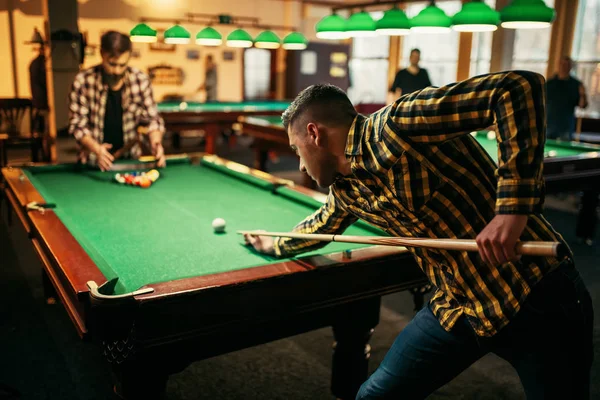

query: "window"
left=511, top=0, right=555, bottom=76
left=572, top=0, right=600, bottom=115
left=401, top=1, right=462, bottom=86
left=244, top=48, right=272, bottom=100
left=470, top=0, right=496, bottom=77
left=348, top=11, right=390, bottom=104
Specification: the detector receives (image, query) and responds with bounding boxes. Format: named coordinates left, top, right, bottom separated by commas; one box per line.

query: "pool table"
left=157, top=100, right=290, bottom=153
left=2, top=154, right=428, bottom=400
left=239, top=115, right=600, bottom=193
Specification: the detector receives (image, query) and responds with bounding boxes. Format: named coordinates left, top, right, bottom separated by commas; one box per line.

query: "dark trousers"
left=576, top=190, right=599, bottom=240
left=357, top=260, right=594, bottom=399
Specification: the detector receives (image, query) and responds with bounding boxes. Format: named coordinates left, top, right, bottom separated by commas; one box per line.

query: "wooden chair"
left=0, top=98, right=45, bottom=224
left=0, top=98, right=46, bottom=165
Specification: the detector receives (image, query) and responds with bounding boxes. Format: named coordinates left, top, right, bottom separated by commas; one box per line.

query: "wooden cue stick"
left=237, top=231, right=564, bottom=258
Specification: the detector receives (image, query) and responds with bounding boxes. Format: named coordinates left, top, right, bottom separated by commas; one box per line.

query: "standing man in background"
left=546, top=56, right=595, bottom=246
left=389, top=48, right=432, bottom=99
left=29, top=38, right=49, bottom=160
left=546, top=56, right=588, bottom=141
left=197, top=54, right=218, bottom=102
left=68, top=31, right=166, bottom=171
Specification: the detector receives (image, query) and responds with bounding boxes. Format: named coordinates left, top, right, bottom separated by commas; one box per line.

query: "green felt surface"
left=243, top=117, right=600, bottom=162
left=23, top=158, right=383, bottom=295
left=472, top=131, right=600, bottom=162
left=157, top=101, right=291, bottom=113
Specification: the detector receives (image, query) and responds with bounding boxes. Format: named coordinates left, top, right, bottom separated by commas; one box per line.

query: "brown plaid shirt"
left=68, top=65, right=164, bottom=163
left=274, top=71, right=572, bottom=337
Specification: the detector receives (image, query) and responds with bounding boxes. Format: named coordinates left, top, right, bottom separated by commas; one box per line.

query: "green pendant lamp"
left=375, top=7, right=411, bottom=36
left=282, top=32, right=308, bottom=50
left=164, top=24, right=190, bottom=44
left=500, top=0, right=555, bottom=29
left=346, top=11, right=377, bottom=37
left=254, top=30, right=281, bottom=49
left=196, top=27, right=222, bottom=46
left=130, top=23, right=157, bottom=43
left=410, top=1, right=452, bottom=33
left=453, top=0, right=500, bottom=32
left=315, top=13, right=348, bottom=39
left=226, top=29, right=253, bottom=48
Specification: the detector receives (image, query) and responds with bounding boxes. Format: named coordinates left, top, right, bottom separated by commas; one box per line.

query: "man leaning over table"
left=68, top=30, right=166, bottom=171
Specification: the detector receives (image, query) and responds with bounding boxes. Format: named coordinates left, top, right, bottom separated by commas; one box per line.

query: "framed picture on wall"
left=149, top=30, right=176, bottom=52
left=223, top=51, right=234, bottom=61
left=187, top=49, right=200, bottom=60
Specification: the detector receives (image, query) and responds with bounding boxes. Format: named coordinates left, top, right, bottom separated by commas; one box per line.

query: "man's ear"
left=307, top=122, right=319, bottom=145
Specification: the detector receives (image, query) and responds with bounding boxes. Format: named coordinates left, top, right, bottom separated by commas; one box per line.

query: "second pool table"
left=239, top=115, right=600, bottom=193
left=2, top=154, right=428, bottom=400
left=157, top=100, right=291, bottom=153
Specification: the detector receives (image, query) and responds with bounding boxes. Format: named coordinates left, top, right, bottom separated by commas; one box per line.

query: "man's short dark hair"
left=410, top=48, right=421, bottom=55
left=282, top=84, right=357, bottom=132
left=100, top=31, right=132, bottom=57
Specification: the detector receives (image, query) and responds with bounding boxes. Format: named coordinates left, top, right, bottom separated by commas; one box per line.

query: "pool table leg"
left=330, top=297, right=380, bottom=400
left=171, top=132, right=181, bottom=150
left=111, top=363, right=169, bottom=400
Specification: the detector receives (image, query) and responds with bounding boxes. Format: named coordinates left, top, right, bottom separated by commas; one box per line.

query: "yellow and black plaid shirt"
left=274, top=71, right=571, bottom=337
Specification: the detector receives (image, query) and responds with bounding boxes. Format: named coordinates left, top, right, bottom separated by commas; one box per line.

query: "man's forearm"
left=79, top=135, right=101, bottom=154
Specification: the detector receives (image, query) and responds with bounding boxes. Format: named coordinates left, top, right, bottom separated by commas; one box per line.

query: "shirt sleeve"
left=387, top=70, right=547, bottom=215
left=390, top=71, right=402, bottom=92
left=423, top=69, right=432, bottom=87
left=273, top=189, right=358, bottom=257
left=139, top=74, right=165, bottom=135
left=68, top=73, right=92, bottom=141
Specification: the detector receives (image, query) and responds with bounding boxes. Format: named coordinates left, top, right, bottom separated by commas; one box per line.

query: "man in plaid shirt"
left=244, top=73, right=593, bottom=399
left=69, top=31, right=165, bottom=171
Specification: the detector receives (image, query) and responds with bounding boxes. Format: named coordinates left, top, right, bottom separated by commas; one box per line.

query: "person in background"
left=197, top=54, right=218, bottom=102
left=29, top=40, right=49, bottom=159
left=68, top=31, right=165, bottom=171
left=389, top=48, right=432, bottom=99
left=546, top=56, right=588, bottom=141
left=546, top=56, right=596, bottom=245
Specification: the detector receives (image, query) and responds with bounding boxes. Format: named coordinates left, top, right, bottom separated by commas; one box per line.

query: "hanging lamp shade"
left=410, top=2, right=452, bottom=33
left=375, top=7, right=411, bottom=36
left=196, top=27, right=222, bottom=46
left=164, top=24, right=190, bottom=44
left=500, top=0, right=555, bottom=29
left=254, top=30, right=281, bottom=49
left=346, top=11, right=376, bottom=37
left=226, top=29, right=253, bottom=48
left=452, top=0, right=500, bottom=32
left=315, top=14, right=348, bottom=39
left=282, top=32, right=308, bottom=50
left=130, top=23, right=157, bottom=43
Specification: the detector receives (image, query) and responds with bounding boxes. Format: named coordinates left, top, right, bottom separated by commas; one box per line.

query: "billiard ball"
left=212, top=218, right=226, bottom=233
left=470, top=131, right=477, bottom=137
left=487, top=131, right=496, bottom=140
left=547, top=150, right=558, bottom=158
left=179, top=101, right=188, bottom=110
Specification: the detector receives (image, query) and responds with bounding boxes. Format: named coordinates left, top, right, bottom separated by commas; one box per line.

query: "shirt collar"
left=345, top=114, right=366, bottom=157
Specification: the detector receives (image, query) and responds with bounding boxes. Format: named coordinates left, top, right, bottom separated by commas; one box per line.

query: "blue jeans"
left=357, top=260, right=594, bottom=399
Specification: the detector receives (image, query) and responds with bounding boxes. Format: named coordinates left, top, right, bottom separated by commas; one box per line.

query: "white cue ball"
left=487, top=131, right=496, bottom=140
left=548, top=150, right=558, bottom=157
left=212, top=217, right=226, bottom=233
